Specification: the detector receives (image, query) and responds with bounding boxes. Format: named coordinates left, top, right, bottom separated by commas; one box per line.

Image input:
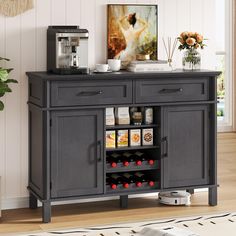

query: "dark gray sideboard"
left=27, top=70, right=221, bottom=223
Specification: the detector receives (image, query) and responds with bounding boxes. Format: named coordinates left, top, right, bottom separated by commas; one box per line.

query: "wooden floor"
left=1, top=133, right=236, bottom=234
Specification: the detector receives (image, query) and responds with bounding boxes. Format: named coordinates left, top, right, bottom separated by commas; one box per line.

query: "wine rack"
left=106, top=170, right=160, bottom=193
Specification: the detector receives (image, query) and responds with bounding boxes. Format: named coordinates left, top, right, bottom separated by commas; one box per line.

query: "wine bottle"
left=134, top=172, right=148, bottom=181
left=122, top=172, right=136, bottom=184
left=134, top=151, right=147, bottom=166
left=110, top=173, right=123, bottom=183
left=122, top=173, right=137, bottom=188
left=106, top=154, right=114, bottom=167
left=106, top=176, right=117, bottom=190
left=108, top=153, right=122, bottom=168
left=148, top=179, right=155, bottom=187
left=145, top=156, right=155, bottom=165
left=148, top=159, right=155, bottom=165
left=122, top=152, right=135, bottom=166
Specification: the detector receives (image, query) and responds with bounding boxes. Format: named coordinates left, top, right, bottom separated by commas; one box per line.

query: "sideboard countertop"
left=26, top=69, right=221, bottom=81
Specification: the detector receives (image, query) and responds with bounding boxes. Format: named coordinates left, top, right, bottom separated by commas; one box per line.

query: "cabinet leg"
left=120, top=195, right=128, bottom=209
left=209, top=187, right=217, bottom=206
left=187, top=189, right=194, bottom=195
left=29, top=193, right=38, bottom=209
left=42, top=201, right=51, bottom=223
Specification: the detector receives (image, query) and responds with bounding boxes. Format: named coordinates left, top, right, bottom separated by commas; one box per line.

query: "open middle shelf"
left=106, top=106, right=160, bottom=150
left=106, top=145, right=159, bottom=152
left=106, top=124, right=158, bottom=130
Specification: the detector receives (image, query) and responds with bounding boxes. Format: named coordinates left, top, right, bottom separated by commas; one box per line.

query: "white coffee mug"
left=108, top=59, right=121, bottom=72
left=96, top=64, right=109, bottom=72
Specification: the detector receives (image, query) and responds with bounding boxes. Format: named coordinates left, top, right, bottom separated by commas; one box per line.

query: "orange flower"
left=178, top=31, right=206, bottom=50
left=179, top=37, right=185, bottom=44
left=186, top=37, right=196, bottom=46
left=196, top=34, right=203, bottom=43
left=180, top=31, right=188, bottom=38
left=187, top=32, right=194, bottom=37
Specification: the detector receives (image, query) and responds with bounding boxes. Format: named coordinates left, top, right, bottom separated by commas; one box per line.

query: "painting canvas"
left=107, top=4, right=158, bottom=66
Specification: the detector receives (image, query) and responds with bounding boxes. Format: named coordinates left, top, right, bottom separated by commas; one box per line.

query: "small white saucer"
left=93, top=70, right=113, bottom=73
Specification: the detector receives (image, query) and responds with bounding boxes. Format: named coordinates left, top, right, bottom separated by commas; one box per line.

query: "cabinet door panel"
left=51, top=109, right=104, bottom=198
left=163, top=105, right=209, bottom=188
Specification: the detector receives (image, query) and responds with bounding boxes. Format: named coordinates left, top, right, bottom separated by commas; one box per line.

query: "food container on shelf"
left=115, top=107, right=130, bottom=125
left=117, top=130, right=129, bottom=147
left=106, top=130, right=116, bottom=148
left=129, top=129, right=141, bottom=146
left=142, top=128, right=153, bottom=146
left=106, top=107, right=115, bottom=126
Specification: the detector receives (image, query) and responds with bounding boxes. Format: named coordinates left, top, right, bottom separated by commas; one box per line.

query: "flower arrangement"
left=178, top=31, right=206, bottom=70
left=178, top=31, right=206, bottom=50
left=0, top=57, right=17, bottom=111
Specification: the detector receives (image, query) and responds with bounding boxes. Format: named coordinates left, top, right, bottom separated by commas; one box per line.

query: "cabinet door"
left=163, top=105, right=209, bottom=188
left=51, top=109, right=104, bottom=198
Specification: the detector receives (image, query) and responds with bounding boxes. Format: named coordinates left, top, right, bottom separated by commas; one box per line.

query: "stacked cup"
left=95, top=59, right=121, bottom=73
left=108, top=59, right=121, bottom=72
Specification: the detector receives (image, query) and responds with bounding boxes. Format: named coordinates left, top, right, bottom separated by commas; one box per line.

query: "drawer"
left=51, top=80, right=132, bottom=107
left=135, top=78, right=209, bottom=104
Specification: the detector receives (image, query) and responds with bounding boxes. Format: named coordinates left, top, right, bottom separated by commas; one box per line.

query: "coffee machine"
left=47, top=26, right=89, bottom=74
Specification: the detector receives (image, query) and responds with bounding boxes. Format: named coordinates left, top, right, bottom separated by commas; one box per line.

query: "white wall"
left=0, top=0, right=216, bottom=209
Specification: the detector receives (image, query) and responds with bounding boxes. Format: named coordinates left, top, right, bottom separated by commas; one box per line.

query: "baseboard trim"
left=2, top=197, right=29, bottom=210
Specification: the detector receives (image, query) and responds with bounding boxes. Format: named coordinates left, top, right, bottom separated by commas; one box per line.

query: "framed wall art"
left=107, top=4, right=158, bottom=67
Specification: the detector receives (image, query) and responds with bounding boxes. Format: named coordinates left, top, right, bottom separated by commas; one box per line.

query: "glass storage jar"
left=182, top=48, right=201, bottom=70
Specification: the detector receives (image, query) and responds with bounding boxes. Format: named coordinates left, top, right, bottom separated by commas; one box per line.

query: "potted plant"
left=178, top=32, right=206, bottom=70
left=0, top=57, right=17, bottom=111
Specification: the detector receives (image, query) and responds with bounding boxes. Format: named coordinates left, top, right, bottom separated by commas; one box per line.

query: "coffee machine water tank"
left=47, top=26, right=89, bottom=74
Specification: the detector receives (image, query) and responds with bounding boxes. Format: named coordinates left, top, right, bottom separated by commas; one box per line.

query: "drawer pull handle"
left=159, top=88, right=183, bottom=94
left=77, top=91, right=103, bottom=96
left=97, top=140, right=102, bottom=162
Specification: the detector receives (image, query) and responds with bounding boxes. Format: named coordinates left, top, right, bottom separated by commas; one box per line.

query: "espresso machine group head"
left=47, top=26, right=89, bottom=74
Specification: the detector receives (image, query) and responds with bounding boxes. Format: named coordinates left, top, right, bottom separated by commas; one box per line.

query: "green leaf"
left=0, top=100, right=4, bottom=111
left=0, top=82, right=12, bottom=93
left=0, top=69, right=9, bottom=82
left=6, top=68, right=13, bottom=73
left=0, top=87, right=11, bottom=93
left=0, top=56, right=16, bottom=110
left=6, top=79, right=18, bottom=84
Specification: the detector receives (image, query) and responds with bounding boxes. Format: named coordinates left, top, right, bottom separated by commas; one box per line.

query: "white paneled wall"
left=0, top=0, right=216, bottom=209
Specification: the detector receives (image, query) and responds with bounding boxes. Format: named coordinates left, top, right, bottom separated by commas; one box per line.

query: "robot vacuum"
left=158, top=191, right=191, bottom=206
